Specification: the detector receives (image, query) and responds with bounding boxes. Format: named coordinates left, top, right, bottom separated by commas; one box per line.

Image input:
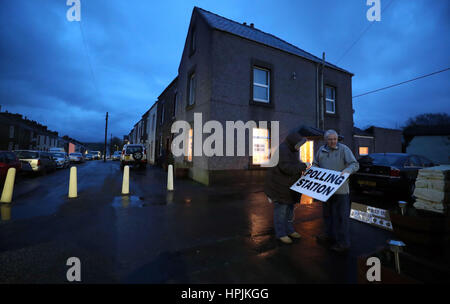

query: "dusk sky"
left=1, top=0, right=449, bottom=142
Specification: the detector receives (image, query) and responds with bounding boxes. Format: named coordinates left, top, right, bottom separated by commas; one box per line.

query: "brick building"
left=168, top=7, right=354, bottom=185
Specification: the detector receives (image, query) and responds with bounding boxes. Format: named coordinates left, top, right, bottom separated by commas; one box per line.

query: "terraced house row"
left=127, top=7, right=401, bottom=186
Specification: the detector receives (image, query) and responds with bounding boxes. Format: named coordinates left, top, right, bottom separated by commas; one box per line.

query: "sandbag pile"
left=413, top=165, right=450, bottom=215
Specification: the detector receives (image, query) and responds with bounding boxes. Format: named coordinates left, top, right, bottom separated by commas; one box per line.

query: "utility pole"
left=110, top=133, right=112, bottom=158
left=104, top=112, right=108, bottom=162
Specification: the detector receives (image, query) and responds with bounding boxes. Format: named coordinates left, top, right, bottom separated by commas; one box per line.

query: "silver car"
left=51, top=152, right=70, bottom=168
left=15, top=150, right=57, bottom=174
left=69, top=152, right=84, bottom=163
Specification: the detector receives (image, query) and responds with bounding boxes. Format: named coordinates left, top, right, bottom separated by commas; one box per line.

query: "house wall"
left=407, top=136, right=450, bottom=165
left=171, top=10, right=354, bottom=185
left=175, top=11, right=214, bottom=184
left=147, top=106, right=157, bottom=164
left=352, top=136, right=374, bottom=159
left=371, top=127, right=402, bottom=153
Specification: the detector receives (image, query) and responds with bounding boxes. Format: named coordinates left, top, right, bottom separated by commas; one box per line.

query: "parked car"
left=15, top=150, right=57, bottom=175
left=69, top=152, right=84, bottom=163
left=350, top=153, right=436, bottom=199
left=90, top=151, right=101, bottom=160
left=120, top=144, right=147, bottom=169
left=0, top=151, right=21, bottom=183
left=51, top=152, right=70, bottom=169
left=112, top=151, right=121, bottom=161
left=85, top=153, right=93, bottom=161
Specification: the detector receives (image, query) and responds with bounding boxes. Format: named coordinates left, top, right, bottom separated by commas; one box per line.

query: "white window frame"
left=325, top=86, right=336, bottom=114
left=253, top=67, right=270, bottom=103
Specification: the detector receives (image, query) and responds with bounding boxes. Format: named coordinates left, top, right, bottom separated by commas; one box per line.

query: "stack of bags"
left=413, top=165, right=450, bottom=215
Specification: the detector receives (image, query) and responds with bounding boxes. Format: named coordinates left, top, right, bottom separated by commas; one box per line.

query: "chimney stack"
left=250, top=23, right=254, bottom=28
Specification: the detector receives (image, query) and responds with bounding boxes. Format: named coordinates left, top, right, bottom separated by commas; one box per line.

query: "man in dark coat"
left=264, top=130, right=308, bottom=244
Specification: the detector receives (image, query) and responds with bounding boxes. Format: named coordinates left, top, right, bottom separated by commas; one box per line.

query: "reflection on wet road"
left=0, top=161, right=396, bottom=283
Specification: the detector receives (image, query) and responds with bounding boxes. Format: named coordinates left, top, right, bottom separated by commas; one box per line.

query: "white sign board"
left=350, top=202, right=393, bottom=231
left=290, top=167, right=349, bottom=202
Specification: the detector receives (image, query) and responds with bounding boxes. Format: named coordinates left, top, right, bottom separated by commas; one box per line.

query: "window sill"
left=325, top=112, right=339, bottom=118
left=249, top=100, right=273, bottom=108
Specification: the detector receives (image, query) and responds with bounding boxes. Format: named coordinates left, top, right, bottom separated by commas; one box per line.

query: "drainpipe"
left=316, top=64, right=319, bottom=129
left=320, top=52, right=325, bottom=130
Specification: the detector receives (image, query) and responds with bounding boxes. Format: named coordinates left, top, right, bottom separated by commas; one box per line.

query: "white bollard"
left=68, top=166, right=77, bottom=198
left=122, top=165, right=130, bottom=195
left=1, top=168, right=16, bottom=203
left=167, top=164, right=174, bottom=191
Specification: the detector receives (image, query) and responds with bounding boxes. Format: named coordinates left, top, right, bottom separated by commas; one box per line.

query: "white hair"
left=324, top=129, right=338, bottom=140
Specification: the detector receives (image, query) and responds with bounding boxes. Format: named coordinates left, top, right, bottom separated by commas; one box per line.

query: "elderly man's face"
left=327, top=134, right=338, bottom=149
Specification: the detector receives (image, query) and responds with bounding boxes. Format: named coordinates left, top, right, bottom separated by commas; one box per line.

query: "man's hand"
left=340, top=169, right=350, bottom=176
left=302, top=162, right=312, bottom=176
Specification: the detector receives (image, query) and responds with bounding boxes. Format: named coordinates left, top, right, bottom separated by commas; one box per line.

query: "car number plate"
left=358, top=180, right=376, bottom=187
left=125, top=156, right=130, bottom=160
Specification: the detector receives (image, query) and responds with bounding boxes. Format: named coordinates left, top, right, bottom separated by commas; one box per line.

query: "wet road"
left=0, top=161, right=395, bottom=283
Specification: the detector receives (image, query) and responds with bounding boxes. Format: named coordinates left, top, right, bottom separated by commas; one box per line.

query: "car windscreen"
left=70, top=153, right=82, bottom=156
left=359, top=154, right=407, bottom=167
left=126, top=146, right=143, bottom=154
left=15, top=151, right=39, bottom=159
left=52, top=153, right=66, bottom=158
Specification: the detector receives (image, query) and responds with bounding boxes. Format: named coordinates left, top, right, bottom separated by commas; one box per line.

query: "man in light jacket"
left=313, top=129, right=359, bottom=252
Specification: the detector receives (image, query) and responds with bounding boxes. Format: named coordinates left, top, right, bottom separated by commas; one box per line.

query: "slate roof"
left=353, top=127, right=374, bottom=137
left=195, top=7, right=353, bottom=75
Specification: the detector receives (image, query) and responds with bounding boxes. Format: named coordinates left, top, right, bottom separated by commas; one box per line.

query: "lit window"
left=252, top=128, right=270, bottom=165
left=186, top=128, right=193, bottom=162
left=300, top=140, right=314, bottom=205
left=300, top=140, right=314, bottom=163
left=359, top=147, right=369, bottom=156
left=326, top=86, right=336, bottom=114
left=253, top=67, right=270, bottom=103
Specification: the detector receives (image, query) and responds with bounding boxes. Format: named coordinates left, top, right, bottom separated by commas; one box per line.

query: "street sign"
left=290, top=167, right=349, bottom=202
left=350, top=202, right=393, bottom=231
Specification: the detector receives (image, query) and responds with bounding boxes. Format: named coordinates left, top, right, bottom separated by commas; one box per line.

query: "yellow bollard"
left=122, top=165, right=129, bottom=195
left=1, top=204, right=11, bottom=221
left=167, top=164, right=174, bottom=191
left=68, top=166, right=77, bottom=198
left=1, top=168, right=16, bottom=203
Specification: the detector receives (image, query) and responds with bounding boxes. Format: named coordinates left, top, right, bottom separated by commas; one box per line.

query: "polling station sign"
left=290, top=167, right=350, bottom=202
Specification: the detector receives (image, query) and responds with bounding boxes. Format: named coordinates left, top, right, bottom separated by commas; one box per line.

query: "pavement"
left=0, top=160, right=394, bottom=283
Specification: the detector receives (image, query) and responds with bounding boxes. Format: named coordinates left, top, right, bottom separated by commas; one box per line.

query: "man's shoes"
left=330, top=244, right=349, bottom=253
left=278, top=236, right=293, bottom=244
left=289, top=232, right=302, bottom=239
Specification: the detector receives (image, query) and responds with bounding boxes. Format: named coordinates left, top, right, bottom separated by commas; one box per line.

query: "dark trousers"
left=322, top=194, right=351, bottom=248
left=273, top=202, right=296, bottom=238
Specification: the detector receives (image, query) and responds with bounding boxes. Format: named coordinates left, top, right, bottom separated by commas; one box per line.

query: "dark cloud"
left=1, top=0, right=449, bottom=142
